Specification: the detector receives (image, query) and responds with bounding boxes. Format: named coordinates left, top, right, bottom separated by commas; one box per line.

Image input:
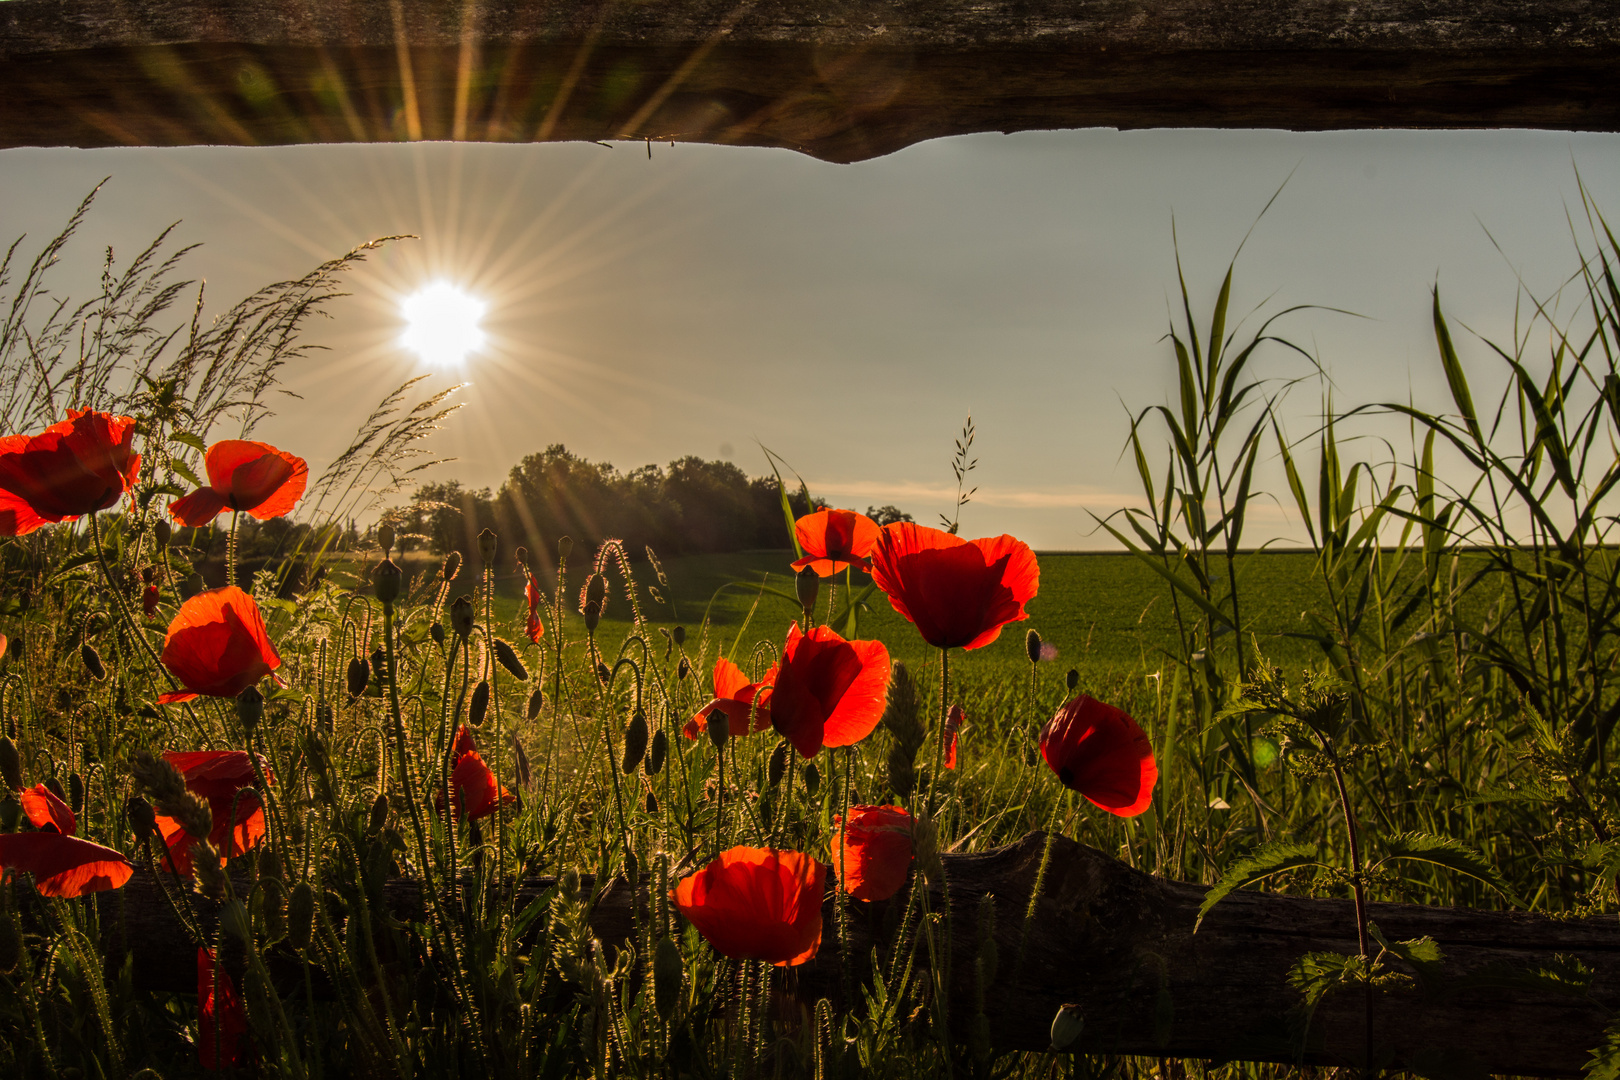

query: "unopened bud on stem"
left=237, top=685, right=264, bottom=732
left=450, top=595, right=475, bottom=638
left=478, top=528, right=498, bottom=567
left=795, top=567, right=819, bottom=613
left=374, top=558, right=402, bottom=605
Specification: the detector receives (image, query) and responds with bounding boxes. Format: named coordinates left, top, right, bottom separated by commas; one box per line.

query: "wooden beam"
left=94, top=833, right=1617, bottom=1074
left=0, top=1, right=1616, bottom=162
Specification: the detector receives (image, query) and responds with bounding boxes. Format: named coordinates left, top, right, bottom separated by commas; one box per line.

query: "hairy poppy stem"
left=226, top=510, right=239, bottom=589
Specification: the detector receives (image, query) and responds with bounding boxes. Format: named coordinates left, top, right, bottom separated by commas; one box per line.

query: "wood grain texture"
left=0, top=0, right=1616, bottom=161
left=90, top=832, right=1618, bottom=1074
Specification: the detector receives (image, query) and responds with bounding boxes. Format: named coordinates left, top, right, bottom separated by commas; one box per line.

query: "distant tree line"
left=386, top=444, right=912, bottom=572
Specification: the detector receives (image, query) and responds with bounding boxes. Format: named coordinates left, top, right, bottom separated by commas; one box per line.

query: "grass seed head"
left=130, top=749, right=213, bottom=843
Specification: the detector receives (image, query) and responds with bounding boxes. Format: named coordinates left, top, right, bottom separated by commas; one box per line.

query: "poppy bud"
left=430, top=622, right=445, bottom=645
left=125, top=795, right=156, bottom=842
left=493, top=639, right=527, bottom=681
left=142, top=583, right=159, bottom=617
left=677, top=656, right=690, bottom=681
left=0, top=736, right=20, bottom=791
left=653, top=937, right=683, bottom=1021
left=1066, top=668, right=1080, bottom=692
left=1026, top=629, right=1043, bottom=665
left=595, top=662, right=611, bottom=685
left=1050, top=1003, right=1085, bottom=1051
left=514, top=736, right=532, bottom=789
left=450, top=596, right=475, bottom=638
left=44, top=776, right=67, bottom=805
left=260, top=851, right=283, bottom=881
left=646, top=728, right=668, bottom=776
left=557, top=535, right=573, bottom=562
left=526, top=688, right=544, bottom=720
left=378, top=523, right=396, bottom=555
left=706, top=709, right=729, bottom=750
left=316, top=702, right=333, bottom=733
left=141, top=565, right=157, bottom=585
left=768, top=740, right=790, bottom=788
left=68, top=772, right=84, bottom=813
left=81, top=644, right=106, bottom=681
left=0, top=909, right=18, bottom=974
left=586, top=574, right=606, bottom=608
left=470, top=681, right=490, bottom=727
left=478, top=528, right=498, bottom=567
left=154, top=519, right=171, bottom=549
left=374, top=558, right=402, bottom=604
left=237, top=685, right=264, bottom=732
left=346, top=657, right=369, bottom=698
left=671, top=625, right=685, bottom=646
left=795, top=567, right=819, bottom=612
left=442, top=550, right=462, bottom=581
left=260, top=877, right=286, bottom=942
left=645, top=791, right=658, bottom=814
left=287, top=882, right=315, bottom=952
left=622, top=710, right=649, bottom=773
left=582, top=601, right=602, bottom=635
left=514, top=546, right=528, bottom=570
left=367, top=792, right=389, bottom=836
left=803, top=762, right=820, bottom=797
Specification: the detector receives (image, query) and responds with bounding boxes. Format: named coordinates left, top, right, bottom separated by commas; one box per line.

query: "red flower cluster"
left=0, top=770, right=131, bottom=897
left=684, top=656, right=776, bottom=739
left=831, top=805, right=913, bottom=902
left=0, top=410, right=140, bottom=535
left=155, top=750, right=272, bottom=875
left=158, top=587, right=282, bottom=704
left=1039, top=696, right=1157, bottom=818
left=792, top=508, right=881, bottom=576
left=770, top=622, right=890, bottom=759
left=870, top=522, right=1039, bottom=650
left=671, top=846, right=825, bottom=966
left=169, top=439, right=307, bottom=527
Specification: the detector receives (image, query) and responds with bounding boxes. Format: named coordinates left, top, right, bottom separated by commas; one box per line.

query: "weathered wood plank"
left=0, top=1, right=1617, bottom=161
left=90, top=832, right=1618, bottom=1074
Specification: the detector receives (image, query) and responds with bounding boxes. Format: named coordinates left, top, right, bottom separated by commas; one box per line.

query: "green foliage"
left=1195, top=840, right=1322, bottom=930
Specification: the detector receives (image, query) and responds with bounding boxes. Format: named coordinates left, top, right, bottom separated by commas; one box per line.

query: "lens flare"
left=400, top=282, right=487, bottom=367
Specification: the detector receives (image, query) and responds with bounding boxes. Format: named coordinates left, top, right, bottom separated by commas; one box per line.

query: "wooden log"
left=0, top=1, right=1617, bottom=162
left=91, top=831, right=1617, bottom=1075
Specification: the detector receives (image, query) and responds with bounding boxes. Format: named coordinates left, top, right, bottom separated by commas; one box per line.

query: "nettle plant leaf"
left=1377, top=832, right=1520, bottom=904
left=1195, top=840, right=1323, bottom=931
left=1286, top=950, right=1365, bottom=1051
left=1368, top=920, right=1446, bottom=990
left=1445, top=953, right=1593, bottom=1000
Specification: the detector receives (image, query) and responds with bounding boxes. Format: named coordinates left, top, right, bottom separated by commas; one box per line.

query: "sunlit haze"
left=400, top=282, right=488, bottom=368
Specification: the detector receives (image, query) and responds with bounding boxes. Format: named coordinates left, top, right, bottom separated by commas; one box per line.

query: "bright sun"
left=400, top=282, right=488, bottom=367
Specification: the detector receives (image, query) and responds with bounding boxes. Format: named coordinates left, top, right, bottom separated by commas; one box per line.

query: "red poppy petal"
left=0, top=487, right=54, bottom=535
left=712, top=657, right=749, bottom=701
left=197, top=946, right=250, bottom=1069
left=820, top=638, right=891, bottom=748
left=0, top=832, right=133, bottom=897
left=238, top=450, right=308, bottom=519
left=1040, top=697, right=1158, bottom=817
left=20, top=783, right=76, bottom=835
left=160, top=587, right=282, bottom=698
left=166, top=750, right=260, bottom=788
left=832, top=805, right=913, bottom=901
left=157, top=690, right=200, bottom=704
left=168, top=487, right=231, bottom=527
left=203, top=440, right=277, bottom=490
left=671, top=847, right=824, bottom=966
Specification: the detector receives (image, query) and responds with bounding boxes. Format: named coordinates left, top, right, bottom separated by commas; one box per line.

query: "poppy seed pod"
left=653, top=937, right=683, bottom=1021
left=377, top=523, right=395, bottom=555
left=125, top=794, right=156, bottom=842
left=672, top=625, right=685, bottom=646
left=81, top=643, right=105, bottom=681
left=153, top=519, right=171, bottom=549
left=286, top=881, right=315, bottom=952
left=707, top=708, right=730, bottom=749
left=1025, top=629, right=1043, bottom=665
left=346, top=657, right=369, bottom=698
left=0, top=736, right=21, bottom=791
left=470, top=681, right=490, bottom=727
left=583, top=601, right=601, bottom=633
left=795, top=567, right=819, bottom=612
left=493, top=639, right=528, bottom=681
left=477, top=528, right=497, bottom=566
left=1050, top=1003, right=1085, bottom=1051
left=557, top=535, right=573, bottom=562
left=367, top=792, right=389, bottom=836
left=141, top=564, right=156, bottom=585
left=374, top=558, right=402, bottom=604
left=442, top=550, right=462, bottom=582
left=646, top=728, right=668, bottom=776
left=236, top=686, right=264, bottom=732
left=450, top=596, right=475, bottom=638
left=622, top=710, right=649, bottom=773
left=526, top=688, right=544, bottom=720
left=430, top=622, right=445, bottom=646
left=1066, top=668, right=1080, bottom=692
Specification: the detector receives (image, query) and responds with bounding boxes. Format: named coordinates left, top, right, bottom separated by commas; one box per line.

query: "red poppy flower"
left=524, top=573, right=545, bottom=644
left=945, top=704, right=965, bottom=770
left=143, top=583, right=160, bottom=617
left=158, top=587, right=282, bottom=703
left=771, top=623, right=890, bottom=759
left=20, top=782, right=76, bottom=835
left=0, top=409, right=140, bottom=535
left=1039, top=696, right=1157, bottom=818
left=684, top=657, right=777, bottom=739
left=154, top=750, right=270, bottom=875
left=792, top=508, right=881, bottom=576
left=450, top=750, right=515, bottom=820
left=0, top=832, right=133, bottom=897
left=671, top=846, right=825, bottom=966
left=168, top=439, right=308, bottom=527
left=451, top=723, right=477, bottom=761
left=197, top=947, right=250, bottom=1070
left=869, top=523, right=1040, bottom=651
left=831, top=804, right=913, bottom=902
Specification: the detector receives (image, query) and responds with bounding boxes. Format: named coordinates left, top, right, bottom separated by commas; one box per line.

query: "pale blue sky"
left=0, top=128, right=1616, bottom=547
